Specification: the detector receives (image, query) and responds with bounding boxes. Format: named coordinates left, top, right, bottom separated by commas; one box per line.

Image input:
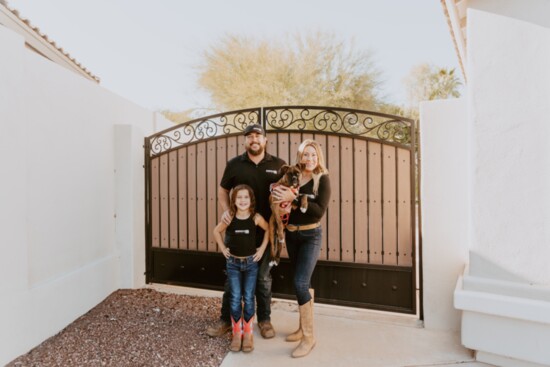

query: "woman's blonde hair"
left=295, top=139, right=328, bottom=194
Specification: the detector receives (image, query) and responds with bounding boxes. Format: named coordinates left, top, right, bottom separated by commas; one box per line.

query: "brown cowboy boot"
left=291, top=300, right=315, bottom=358
left=230, top=317, right=243, bottom=352
left=286, top=288, right=314, bottom=342
left=242, top=317, right=254, bottom=353
left=258, top=320, right=276, bottom=339
left=206, top=319, right=231, bottom=337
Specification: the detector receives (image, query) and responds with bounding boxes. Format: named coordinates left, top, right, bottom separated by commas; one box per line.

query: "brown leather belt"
left=286, top=222, right=321, bottom=232
left=229, top=254, right=251, bottom=259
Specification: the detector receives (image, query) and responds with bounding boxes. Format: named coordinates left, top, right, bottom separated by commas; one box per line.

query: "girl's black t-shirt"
left=226, top=215, right=257, bottom=256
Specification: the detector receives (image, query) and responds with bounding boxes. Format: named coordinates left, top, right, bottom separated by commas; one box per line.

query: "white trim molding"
left=455, top=263, right=550, bottom=367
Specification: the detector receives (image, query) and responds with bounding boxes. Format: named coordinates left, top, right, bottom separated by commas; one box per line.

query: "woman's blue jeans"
left=226, top=255, right=259, bottom=322
left=285, top=227, right=322, bottom=305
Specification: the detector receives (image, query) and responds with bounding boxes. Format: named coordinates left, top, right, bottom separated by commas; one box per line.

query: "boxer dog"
left=268, top=164, right=308, bottom=266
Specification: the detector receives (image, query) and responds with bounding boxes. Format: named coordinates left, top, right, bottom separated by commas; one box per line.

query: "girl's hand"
left=221, top=247, right=231, bottom=259
left=253, top=247, right=265, bottom=262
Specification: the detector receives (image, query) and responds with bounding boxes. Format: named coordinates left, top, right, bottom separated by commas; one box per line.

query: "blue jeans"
left=285, top=227, right=322, bottom=305
left=226, top=255, right=259, bottom=322
left=220, top=246, right=273, bottom=323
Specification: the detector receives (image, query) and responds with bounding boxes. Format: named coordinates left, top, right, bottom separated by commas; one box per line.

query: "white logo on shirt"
left=266, top=169, right=278, bottom=174
left=235, top=230, right=250, bottom=234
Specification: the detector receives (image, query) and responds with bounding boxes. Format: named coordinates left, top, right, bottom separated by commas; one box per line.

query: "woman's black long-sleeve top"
left=288, top=174, right=331, bottom=225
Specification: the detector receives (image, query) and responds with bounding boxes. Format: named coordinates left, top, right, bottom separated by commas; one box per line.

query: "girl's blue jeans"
left=285, top=227, right=322, bottom=305
left=226, top=255, right=258, bottom=322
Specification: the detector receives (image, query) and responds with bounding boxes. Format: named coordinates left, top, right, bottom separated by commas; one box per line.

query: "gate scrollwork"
left=148, top=106, right=413, bottom=157
left=264, top=107, right=412, bottom=145
left=149, top=108, right=261, bottom=156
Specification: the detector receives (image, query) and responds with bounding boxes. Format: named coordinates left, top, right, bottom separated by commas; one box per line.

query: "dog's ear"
left=279, top=165, right=290, bottom=175
left=297, top=163, right=306, bottom=171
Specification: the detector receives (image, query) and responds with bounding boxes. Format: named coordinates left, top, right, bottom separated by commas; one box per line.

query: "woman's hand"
left=272, top=185, right=296, bottom=203
left=253, top=247, right=266, bottom=262
left=221, top=247, right=231, bottom=259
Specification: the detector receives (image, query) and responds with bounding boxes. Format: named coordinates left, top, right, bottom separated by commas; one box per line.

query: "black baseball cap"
left=244, top=124, right=265, bottom=136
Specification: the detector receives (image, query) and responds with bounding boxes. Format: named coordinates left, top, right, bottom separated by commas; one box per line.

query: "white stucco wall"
left=420, top=98, right=468, bottom=331
left=0, top=25, right=172, bottom=365
left=469, top=0, right=550, bottom=30
left=468, top=9, right=550, bottom=285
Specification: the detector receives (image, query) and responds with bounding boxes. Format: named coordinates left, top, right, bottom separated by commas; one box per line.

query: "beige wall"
left=420, top=97, right=468, bottom=331
left=455, top=8, right=550, bottom=367
left=469, top=0, right=550, bottom=30
left=0, top=24, right=171, bottom=365
left=467, top=8, right=550, bottom=285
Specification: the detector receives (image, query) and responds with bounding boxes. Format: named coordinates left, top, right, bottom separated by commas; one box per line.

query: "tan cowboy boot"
left=286, top=288, right=314, bottom=342
left=230, top=316, right=243, bottom=352
left=285, top=319, right=302, bottom=342
left=291, top=300, right=315, bottom=358
left=242, top=317, right=254, bottom=353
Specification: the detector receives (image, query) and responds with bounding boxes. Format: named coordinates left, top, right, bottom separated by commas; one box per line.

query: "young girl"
left=213, top=184, right=269, bottom=353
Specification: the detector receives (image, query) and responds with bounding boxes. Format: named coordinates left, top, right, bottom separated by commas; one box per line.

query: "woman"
left=273, top=139, right=330, bottom=358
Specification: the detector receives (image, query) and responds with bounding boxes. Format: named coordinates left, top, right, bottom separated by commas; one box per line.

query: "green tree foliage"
left=403, top=63, right=462, bottom=118
left=162, top=36, right=461, bottom=124
left=196, top=31, right=383, bottom=112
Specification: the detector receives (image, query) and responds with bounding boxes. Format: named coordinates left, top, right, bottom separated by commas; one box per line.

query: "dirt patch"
left=7, top=289, right=229, bottom=367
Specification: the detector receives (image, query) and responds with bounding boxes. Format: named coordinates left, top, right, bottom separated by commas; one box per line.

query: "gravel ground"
left=7, top=289, right=229, bottom=367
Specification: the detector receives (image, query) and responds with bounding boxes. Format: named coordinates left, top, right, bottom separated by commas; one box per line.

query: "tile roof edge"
left=1, top=2, right=100, bottom=83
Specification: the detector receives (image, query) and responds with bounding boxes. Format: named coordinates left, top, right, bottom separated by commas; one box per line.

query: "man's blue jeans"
left=285, top=227, right=322, bottom=305
left=226, top=255, right=259, bottom=322
left=220, top=248, right=272, bottom=323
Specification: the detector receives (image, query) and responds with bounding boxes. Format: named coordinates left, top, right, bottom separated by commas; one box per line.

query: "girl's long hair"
left=229, top=184, right=256, bottom=217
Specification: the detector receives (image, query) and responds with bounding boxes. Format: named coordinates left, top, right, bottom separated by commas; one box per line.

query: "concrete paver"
left=151, top=285, right=494, bottom=367
left=221, top=306, right=488, bottom=367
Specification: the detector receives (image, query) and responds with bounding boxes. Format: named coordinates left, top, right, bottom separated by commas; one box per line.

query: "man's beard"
left=246, top=144, right=264, bottom=156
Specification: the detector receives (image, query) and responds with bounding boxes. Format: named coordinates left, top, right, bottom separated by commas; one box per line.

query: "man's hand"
left=221, top=209, right=233, bottom=225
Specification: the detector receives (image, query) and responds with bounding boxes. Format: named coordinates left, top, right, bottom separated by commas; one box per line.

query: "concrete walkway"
left=151, top=285, right=494, bottom=367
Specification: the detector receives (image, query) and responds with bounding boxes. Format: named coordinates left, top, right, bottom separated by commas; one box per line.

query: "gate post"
left=144, top=137, right=152, bottom=283
left=260, top=106, right=265, bottom=130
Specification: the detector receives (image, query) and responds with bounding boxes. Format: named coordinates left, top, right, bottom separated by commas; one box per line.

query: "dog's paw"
left=269, top=260, right=279, bottom=267
left=300, top=206, right=307, bottom=213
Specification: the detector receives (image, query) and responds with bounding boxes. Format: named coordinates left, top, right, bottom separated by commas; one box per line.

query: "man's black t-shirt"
left=220, top=152, right=285, bottom=223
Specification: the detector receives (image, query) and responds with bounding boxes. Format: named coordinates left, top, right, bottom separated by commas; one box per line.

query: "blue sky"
left=7, top=0, right=461, bottom=112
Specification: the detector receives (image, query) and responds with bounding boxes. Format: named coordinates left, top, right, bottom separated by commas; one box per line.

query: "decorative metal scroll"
left=149, top=108, right=261, bottom=156
left=264, top=106, right=413, bottom=146
left=147, top=106, right=414, bottom=156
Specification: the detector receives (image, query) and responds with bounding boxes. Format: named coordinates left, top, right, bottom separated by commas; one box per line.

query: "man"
left=206, top=123, right=286, bottom=339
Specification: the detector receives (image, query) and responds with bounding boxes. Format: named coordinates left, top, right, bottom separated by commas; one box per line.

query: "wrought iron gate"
left=145, top=106, right=418, bottom=314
